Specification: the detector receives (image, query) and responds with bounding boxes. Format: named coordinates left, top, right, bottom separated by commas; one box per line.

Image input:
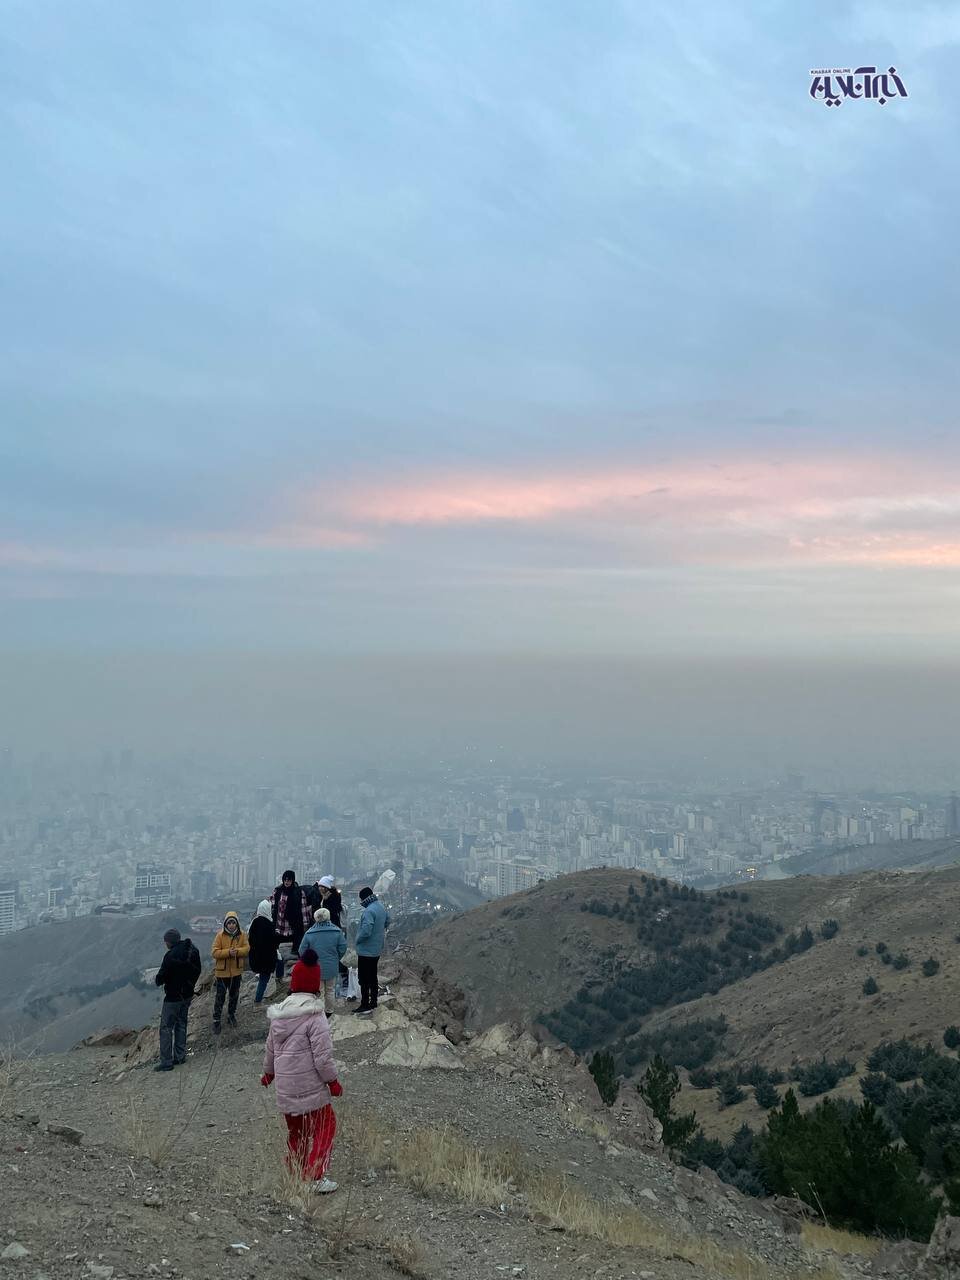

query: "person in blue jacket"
left=299, top=908, right=347, bottom=1016
left=353, top=886, right=390, bottom=1015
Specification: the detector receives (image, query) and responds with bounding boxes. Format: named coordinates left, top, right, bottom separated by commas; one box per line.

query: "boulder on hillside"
left=376, top=1025, right=464, bottom=1070
left=331, top=1007, right=407, bottom=1042
left=765, top=1194, right=821, bottom=1223
left=468, top=1021, right=663, bottom=1149
left=869, top=1239, right=924, bottom=1277
left=925, top=1214, right=960, bottom=1276
left=470, top=1023, right=519, bottom=1058
left=76, top=1027, right=138, bottom=1048
left=611, top=1088, right=663, bottom=1149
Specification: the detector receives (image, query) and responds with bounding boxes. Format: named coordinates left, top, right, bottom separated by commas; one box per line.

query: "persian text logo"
left=810, top=66, right=908, bottom=107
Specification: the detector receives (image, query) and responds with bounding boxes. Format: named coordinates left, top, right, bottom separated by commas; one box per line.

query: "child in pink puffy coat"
left=261, top=949, right=343, bottom=1192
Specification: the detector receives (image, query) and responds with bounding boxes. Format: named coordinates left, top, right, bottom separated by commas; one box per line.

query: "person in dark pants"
left=154, top=928, right=201, bottom=1071
left=249, top=899, right=281, bottom=1002
left=353, top=886, right=390, bottom=1016
left=211, top=911, right=250, bottom=1033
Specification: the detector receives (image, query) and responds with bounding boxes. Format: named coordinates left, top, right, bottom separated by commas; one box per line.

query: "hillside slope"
left=0, top=909, right=195, bottom=1050
left=781, top=837, right=960, bottom=878
left=642, top=867, right=960, bottom=1067
left=0, top=959, right=901, bottom=1280
left=411, top=866, right=960, bottom=1076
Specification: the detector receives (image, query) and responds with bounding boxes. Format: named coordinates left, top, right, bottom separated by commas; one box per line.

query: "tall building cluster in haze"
left=1, top=749, right=957, bottom=934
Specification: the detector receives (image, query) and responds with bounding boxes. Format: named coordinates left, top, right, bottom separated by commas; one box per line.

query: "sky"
left=2, top=1, right=960, bottom=663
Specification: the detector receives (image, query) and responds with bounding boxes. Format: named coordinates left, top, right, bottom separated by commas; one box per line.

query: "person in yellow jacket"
left=212, top=911, right=250, bottom=1034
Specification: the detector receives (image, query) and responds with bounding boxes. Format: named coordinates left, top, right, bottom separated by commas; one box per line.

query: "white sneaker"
left=312, top=1177, right=338, bottom=1194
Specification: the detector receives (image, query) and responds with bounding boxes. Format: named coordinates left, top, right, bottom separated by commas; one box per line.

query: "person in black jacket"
left=154, top=928, right=202, bottom=1072
left=249, top=898, right=281, bottom=1003
left=313, top=877, right=348, bottom=986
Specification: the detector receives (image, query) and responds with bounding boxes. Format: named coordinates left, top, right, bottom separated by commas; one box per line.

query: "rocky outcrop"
left=76, top=1027, right=138, bottom=1048
left=866, top=1214, right=960, bottom=1278
left=467, top=1020, right=663, bottom=1150
left=926, top=1215, right=960, bottom=1277
left=376, top=1025, right=464, bottom=1070
left=869, top=1238, right=924, bottom=1276
left=389, top=961, right=470, bottom=1045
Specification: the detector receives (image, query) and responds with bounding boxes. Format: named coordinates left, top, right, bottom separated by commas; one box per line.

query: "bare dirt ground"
left=0, top=970, right=875, bottom=1280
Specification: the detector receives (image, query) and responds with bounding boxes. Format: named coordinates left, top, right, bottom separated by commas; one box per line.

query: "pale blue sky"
left=2, top=1, right=959, bottom=654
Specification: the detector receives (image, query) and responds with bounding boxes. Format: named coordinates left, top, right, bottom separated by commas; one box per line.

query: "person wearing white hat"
left=308, top=876, right=347, bottom=988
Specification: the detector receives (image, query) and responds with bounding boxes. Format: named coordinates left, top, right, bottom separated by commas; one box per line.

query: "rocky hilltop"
left=5, top=953, right=954, bottom=1279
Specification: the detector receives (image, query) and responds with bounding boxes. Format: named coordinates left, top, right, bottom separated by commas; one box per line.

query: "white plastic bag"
left=337, top=967, right=361, bottom=1001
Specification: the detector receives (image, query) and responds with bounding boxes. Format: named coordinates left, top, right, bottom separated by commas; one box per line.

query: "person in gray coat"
left=299, top=908, right=347, bottom=1016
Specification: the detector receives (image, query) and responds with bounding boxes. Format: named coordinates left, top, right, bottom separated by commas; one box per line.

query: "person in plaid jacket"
left=270, top=870, right=313, bottom=979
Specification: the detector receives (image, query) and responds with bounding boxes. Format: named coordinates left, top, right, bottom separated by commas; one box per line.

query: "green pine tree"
left=589, top=1050, right=620, bottom=1107
left=638, top=1055, right=698, bottom=1151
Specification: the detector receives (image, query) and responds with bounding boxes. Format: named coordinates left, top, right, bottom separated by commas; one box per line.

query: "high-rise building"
left=230, top=860, right=254, bottom=894
left=134, top=863, right=172, bottom=908
left=948, top=793, right=960, bottom=837
left=506, top=808, right=526, bottom=833
left=191, top=869, right=219, bottom=900
left=495, top=858, right=543, bottom=897
left=0, top=883, right=16, bottom=934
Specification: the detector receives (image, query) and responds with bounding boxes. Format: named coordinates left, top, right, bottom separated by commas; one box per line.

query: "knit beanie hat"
left=314, top=907, right=331, bottom=923
left=318, top=875, right=335, bottom=888
left=359, top=886, right=374, bottom=903
left=289, top=949, right=322, bottom=994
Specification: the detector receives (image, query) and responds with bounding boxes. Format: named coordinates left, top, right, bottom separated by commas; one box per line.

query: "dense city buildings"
left=1, top=749, right=958, bottom=934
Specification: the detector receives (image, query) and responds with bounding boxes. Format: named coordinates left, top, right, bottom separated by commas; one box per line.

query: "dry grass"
left=349, top=1112, right=846, bottom=1280
left=383, top=1233, right=427, bottom=1277
left=119, top=1048, right=231, bottom=1165
left=0, top=1037, right=34, bottom=1113
left=354, top=1122, right=520, bottom=1205
left=564, top=1106, right=610, bottom=1141
left=211, top=1114, right=334, bottom=1219
left=800, top=1221, right=881, bottom=1258
left=121, top=1093, right=171, bottom=1165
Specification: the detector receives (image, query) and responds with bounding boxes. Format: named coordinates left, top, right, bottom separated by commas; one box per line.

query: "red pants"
left=284, top=1105, right=337, bottom=1181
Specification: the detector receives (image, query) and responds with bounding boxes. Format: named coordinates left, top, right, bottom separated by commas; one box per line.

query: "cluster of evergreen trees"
left=624, top=1016, right=728, bottom=1071
left=789, top=1055, right=856, bottom=1097
left=623, top=1033, right=960, bottom=1242
left=541, top=878, right=827, bottom=1064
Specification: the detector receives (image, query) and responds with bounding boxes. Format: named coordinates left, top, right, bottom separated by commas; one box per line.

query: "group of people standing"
left=153, top=870, right=391, bottom=1193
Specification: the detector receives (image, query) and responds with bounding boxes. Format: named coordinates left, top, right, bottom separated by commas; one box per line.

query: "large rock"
left=870, top=1239, right=924, bottom=1277
left=376, top=1025, right=464, bottom=1070
left=765, top=1194, right=820, bottom=1223
left=610, top=1088, right=663, bottom=1149
left=77, top=1027, right=138, bottom=1048
left=926, top=1215, right=960, bottom=1277
left=470, top=1023, right=522, bottom=1059
left=331, top=1007, right=407, bottom=1042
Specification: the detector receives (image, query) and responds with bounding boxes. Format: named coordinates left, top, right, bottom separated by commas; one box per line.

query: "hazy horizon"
left=0, top=652, right=956, bottom=791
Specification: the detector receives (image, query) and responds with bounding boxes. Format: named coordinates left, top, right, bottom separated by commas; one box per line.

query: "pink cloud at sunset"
left=276, top=453, right=960, bottom=570
left=8, top=455, right=960, bottom=579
